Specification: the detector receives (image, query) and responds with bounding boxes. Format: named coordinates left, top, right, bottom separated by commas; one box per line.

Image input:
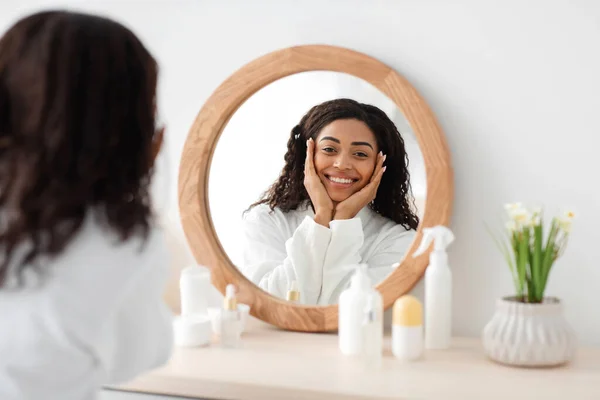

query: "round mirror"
left=209, top=71, right=426, bottom=305
left=178, top=45, right=452, bottom=332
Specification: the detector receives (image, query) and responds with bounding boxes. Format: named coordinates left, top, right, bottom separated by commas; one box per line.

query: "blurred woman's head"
left=0, top=11, right=162, bottom=284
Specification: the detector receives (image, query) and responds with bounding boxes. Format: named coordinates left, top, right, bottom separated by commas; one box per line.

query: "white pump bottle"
left=413, top=225, right=455, bottom=350
left=338, top=265, right=382, bottom=356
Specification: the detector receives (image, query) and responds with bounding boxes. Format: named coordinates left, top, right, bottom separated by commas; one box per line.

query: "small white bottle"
left=220, top=284, right=242, bottom=348
left=179, top=265, right=211, bottom=317
left=392, top=295, right=424, bottom=361
left=286, top=280, right=300, bottom=303
left=413, top=226, right=455, bottom=350
left=338, top=265, right=382, bottom=356
left=361, top=295, right=383, bottom=368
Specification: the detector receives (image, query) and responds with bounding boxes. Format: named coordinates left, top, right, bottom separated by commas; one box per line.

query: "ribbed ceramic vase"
left=482, top=296, right=577, bottom=367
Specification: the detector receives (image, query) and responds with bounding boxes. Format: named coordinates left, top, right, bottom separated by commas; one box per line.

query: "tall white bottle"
left=413, top=226, right=455, bottom=350
left=339, top=265, right=382, bottom=356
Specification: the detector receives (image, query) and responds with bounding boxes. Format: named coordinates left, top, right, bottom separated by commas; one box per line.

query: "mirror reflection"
left=209, top=71, right=425, bottom=305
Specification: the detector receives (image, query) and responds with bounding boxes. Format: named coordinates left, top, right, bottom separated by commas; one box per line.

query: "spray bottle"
left=413, top=225, right=455, bottom=350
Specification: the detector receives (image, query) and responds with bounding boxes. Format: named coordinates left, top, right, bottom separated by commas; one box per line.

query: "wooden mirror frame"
left=178, top=45, right=453, bottom=332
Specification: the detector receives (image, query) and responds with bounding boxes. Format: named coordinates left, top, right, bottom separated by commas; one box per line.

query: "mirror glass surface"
left=209, top=71, right=425, bottom=305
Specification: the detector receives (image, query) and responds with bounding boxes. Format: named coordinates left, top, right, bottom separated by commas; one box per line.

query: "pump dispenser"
left=338, top=265, right=382, bottom=356
left=413, top=226, right=455, bottom=350
left=346, top=264, right=370, bottom=292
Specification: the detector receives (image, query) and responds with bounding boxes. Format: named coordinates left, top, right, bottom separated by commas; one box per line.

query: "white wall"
left=1, top=0, right=599, bottom=346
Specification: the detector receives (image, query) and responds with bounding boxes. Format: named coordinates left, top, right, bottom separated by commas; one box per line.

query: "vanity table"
left=113, top=318, right=600, bottom=400
left=133, top=44, right=600, bottom=400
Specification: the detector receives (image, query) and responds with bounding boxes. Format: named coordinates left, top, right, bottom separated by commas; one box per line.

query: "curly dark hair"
left=248, top=98, right=419, bottom=230
left=0, top=11, right=161, bottom=286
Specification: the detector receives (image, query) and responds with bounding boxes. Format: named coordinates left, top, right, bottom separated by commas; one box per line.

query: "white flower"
left=557, top=217, right=572, bottom=233
left=557, top=211, right=574, bottom=232
left=555, top=210, right=575, bottom=233
left=511, top=208, right=531, bottom=227
left=505, top=220, right=518, bottom=232
left=504, top=202, right=528, bottom=220
left=531, top=214, right=541, bottom=226
left=504, top=202, right=523, bottom=212
left=564, top=210, right=575, bottom=220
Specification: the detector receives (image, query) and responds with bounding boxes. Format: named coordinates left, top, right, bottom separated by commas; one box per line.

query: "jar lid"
left=393, top=295, right=423, bottom=326
left=173, top=315, right=212, bottom=347
left=180, top=265, right=211, bottom=279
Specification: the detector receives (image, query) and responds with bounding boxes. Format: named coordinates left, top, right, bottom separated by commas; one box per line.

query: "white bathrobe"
left=242, top=202, right=416, bottom=305
left=0, top=213, right=173, bottom=400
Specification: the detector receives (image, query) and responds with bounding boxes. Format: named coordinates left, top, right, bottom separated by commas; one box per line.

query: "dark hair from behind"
left=248, top=98, right=420, bottom=231
left=0, top=11, right=161, bottom=286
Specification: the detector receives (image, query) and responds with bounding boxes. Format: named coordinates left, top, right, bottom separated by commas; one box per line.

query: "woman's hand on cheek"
left=334, top=152, right=386, bottom=221
left=304, top=138, right=334, bottom=227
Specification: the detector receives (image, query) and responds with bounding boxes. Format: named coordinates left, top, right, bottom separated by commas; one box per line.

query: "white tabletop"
left=112, top=318, right=600, bottom=400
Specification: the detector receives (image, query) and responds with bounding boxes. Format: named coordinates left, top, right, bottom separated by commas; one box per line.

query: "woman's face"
left=313, top=119, right=379, bottom=203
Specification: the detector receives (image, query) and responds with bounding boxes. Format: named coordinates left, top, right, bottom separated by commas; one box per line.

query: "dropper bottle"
left=220, top=284, right=242, bottom=348
left=286, top=280, right=300, bottom=303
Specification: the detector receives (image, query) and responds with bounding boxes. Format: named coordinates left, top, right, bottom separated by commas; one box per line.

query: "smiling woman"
left=239, top=98, right=420, bottom=305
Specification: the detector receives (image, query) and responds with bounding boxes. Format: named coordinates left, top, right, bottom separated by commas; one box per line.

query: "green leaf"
left=511, top=230, right=519, bottom=256
left=485, top=223, right=520, bottom=296
left=518, top=228, right=530, bottom=300
left=539, top=219, right=558, bottom=299
left=512, top=235, right=524, bottom=297
left=532, top=224, right=543, bottom=301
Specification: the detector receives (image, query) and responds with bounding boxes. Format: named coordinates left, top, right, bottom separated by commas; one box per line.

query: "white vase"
left=482, top=296, right=577, bottom=367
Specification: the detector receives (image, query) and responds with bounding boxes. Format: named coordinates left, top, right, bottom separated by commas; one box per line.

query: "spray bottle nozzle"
left=413, top=226, right=455, bottom=257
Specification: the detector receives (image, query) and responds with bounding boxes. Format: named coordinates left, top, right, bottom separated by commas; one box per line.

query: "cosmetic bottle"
left=220, top=284, right=242, bottom=348
left=339, top=265, right=382, bottom=356
left=174, top=265, right=212, bottom=348
left=179, top=265, right=211, bottom=317
left=361, top=294, right=383, bottom=368
left=392, top=295, right=423, bottom=361
left=413, top=226, right=455, bottom=350
left=286, top=280, right=300, bottom=303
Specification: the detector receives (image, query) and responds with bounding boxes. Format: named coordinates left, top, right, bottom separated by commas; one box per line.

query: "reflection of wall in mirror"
left=209, top=72, right=426, bottom=268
